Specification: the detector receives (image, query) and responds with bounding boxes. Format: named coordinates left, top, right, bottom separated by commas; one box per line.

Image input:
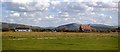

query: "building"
left=14, top=26, right=32, bottom=32
left=79, top=24, right=92, bottom=32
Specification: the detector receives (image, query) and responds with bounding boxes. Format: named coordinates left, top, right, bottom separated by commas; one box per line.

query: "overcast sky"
left=1, top=0, right=119, bottom=27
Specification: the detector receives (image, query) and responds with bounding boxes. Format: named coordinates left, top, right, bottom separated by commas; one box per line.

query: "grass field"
left=2, top=32, right=118, bottom=50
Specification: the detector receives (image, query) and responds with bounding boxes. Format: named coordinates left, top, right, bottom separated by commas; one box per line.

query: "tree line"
left=2, top=27, right=119, bottom=33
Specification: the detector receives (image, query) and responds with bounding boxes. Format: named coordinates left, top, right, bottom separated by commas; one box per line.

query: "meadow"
left=2, top=32, right=118, bottom=50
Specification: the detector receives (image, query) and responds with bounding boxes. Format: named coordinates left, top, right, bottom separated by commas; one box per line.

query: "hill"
left=2, top=22, right=117, bottom=31
left=2, top=22, right=41, bottom=29
left=57, top=23, right=117, bottom=31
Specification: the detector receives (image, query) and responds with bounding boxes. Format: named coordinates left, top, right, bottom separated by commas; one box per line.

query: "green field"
left=2, top=32, right=118, bottom=50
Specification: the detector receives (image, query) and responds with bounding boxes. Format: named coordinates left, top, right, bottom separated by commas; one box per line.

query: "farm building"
left=14, top=26, right=32, bottom=32
left=79, top=24, right=92, bottom=32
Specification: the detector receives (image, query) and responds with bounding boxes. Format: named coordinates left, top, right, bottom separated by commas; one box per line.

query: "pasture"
left=2, top=32, right=118, bottom=50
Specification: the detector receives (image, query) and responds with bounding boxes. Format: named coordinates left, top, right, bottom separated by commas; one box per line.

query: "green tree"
left=60, top=26, right=68, bottom=32
left=57, top=26, right=68, bottom=32
left=91, top=28, right=96, bottom=32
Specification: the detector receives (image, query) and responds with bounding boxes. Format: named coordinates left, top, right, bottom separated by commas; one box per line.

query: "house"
left=14, top=26, right=32, bottom=32
left=79, top=24, right=92, bottom=32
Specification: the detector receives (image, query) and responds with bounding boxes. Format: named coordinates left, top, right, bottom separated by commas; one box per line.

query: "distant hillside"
left=2, top=22, right=117, bottom=31
left=90, top=24, right=115, bottom=30
left=2, top=22, right=41, bottom=29
left=57, top=23, right=80, bottom=31
left=57, top=23, right=117, bottom=31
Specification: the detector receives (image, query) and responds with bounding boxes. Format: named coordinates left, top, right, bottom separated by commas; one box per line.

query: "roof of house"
left=15, top=26, right=32, bottom=29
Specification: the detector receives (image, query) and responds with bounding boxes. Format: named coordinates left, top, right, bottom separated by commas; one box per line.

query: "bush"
left=2, top=28, right=10, bottom=32
left=32, top=28, right=42, bottom=32
left=91, top=28, right=96, bottom=32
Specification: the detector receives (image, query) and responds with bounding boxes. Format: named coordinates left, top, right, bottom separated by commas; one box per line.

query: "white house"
left=14, top=26, right=32, bottom=32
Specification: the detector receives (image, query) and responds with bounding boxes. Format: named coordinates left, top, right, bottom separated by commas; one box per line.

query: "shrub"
left=2, top=28, right=10, bottom=32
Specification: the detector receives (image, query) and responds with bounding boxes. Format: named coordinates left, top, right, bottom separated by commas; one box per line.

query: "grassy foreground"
left=2, top=32, right=118, bottom=50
